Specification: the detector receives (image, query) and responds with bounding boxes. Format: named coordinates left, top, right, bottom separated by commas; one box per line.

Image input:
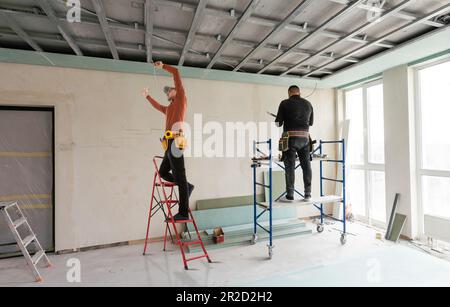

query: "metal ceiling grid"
left=0, top=0, right=449, bottom=80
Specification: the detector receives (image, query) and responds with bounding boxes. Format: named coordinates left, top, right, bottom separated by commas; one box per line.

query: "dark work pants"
left=283, top=137, right=312, bottom=198
left=159, top=140, right=192, bottom=217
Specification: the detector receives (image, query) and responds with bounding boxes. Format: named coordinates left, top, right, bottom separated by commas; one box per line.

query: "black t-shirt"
left=275, top=95, right=314, bottom=132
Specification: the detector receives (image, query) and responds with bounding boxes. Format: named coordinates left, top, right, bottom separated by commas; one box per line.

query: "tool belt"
left=279, top=130, right=310, bottom=152
left=161, top=130, right=187, bottom=151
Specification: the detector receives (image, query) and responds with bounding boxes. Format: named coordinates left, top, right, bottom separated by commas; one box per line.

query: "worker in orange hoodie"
left=142, top=61, right=194, bottom=221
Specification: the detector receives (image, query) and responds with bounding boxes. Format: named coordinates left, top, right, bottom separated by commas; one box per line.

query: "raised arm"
left=141, top=88, right=167, bottom=114
left=147, top=96, right=167, bottom=114
left=162, top=64, right=186, bottom=99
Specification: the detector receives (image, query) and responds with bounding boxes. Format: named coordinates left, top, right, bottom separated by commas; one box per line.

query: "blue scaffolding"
left=251, top=139, right=347, bottom=259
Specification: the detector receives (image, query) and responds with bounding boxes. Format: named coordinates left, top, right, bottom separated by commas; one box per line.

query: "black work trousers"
left=159, top=140, right=192, bottom=216
left=283, top=137, right=312, bottom=198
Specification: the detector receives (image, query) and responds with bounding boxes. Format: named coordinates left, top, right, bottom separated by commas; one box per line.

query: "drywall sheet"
left=196, top=194, right=265, bottom=211
left=187, top=205, right=296, bottom=232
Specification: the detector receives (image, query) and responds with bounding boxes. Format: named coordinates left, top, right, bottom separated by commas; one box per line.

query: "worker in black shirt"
left=275, top=85, right=314, bottom=201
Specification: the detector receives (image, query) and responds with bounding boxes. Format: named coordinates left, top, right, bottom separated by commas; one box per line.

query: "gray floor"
left=0, top=221, right=449, bottom=287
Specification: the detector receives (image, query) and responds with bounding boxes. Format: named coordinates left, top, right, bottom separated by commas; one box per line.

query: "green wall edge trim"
left=408, top=48, right=450, bottom=67
left=337, top=73, right=383, bottom=90
left=0, top=47, right=324, bottom=89
left=337, top=48, right=450, bottom=89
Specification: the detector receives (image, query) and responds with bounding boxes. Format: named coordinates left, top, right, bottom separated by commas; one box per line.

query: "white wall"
left=0, top=62, right=336, bottom=251
left=383, top=65, right=418, bottom=239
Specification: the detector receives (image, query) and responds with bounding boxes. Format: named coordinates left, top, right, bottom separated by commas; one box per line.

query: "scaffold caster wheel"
left=340, top=234, right=347, bottom=245
left=317, top=224, right=324, bottom=233
left=251, top=234, right=258, bottom=245
left=268, top=246, right=273, bottom=260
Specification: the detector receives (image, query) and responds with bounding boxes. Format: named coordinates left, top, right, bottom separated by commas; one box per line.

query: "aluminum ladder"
left=0, top=201, right=52, bottom=282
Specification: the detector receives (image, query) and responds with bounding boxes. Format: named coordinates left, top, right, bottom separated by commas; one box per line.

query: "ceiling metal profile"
left=257, top=0, right=366, bottom=75
left=280, top=0, right=414, bottom=76
left=145, top=0, right=156, bottom=63
left=232, top=0, right=316, bottom=72
left=35, top=0, right=83, bottom=56
left=0, top=11, right=43, bottom=52
left=0, top=0, right=448, bottom=80
left=206, top=0, right=261, bottom=69
left=305, top=3, right=450, bottom=78
left=178, top=0, right=208, bottom=66
left=91, top=0, right=119, bottom=60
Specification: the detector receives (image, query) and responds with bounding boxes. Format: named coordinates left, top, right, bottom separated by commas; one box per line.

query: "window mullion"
left=363, top=86, right=371, bottom=220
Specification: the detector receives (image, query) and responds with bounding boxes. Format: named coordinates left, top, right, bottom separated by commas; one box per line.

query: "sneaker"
left=303, top=195, right=312, bottom=202
left=166, top=213, right=190, bottom=222
left=280, top=196, right=295, bottom=203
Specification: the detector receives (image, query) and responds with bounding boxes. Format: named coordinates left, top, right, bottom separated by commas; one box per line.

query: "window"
left=346, top=88, right=364, bottom=165
left=348, top=169, right=366, bottom=217
left=421, top=176, right=450, bottom=218
left=367, top=84, right=385, bottom=164
left=369, top=171, right=386, bottom=223
left=417, top=60, right=450, bottom=220
left=345, top=81, right=386, bottom=225
left=418, top=61, right=450, bottom=172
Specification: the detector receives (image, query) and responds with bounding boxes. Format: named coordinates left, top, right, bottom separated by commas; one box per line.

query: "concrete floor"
left=1, top=221, right=449, bottom=287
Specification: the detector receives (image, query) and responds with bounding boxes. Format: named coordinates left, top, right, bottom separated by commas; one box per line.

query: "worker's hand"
left=141, top=87, right=149, bottom=98
left=154, top=61, right=164, bottom=69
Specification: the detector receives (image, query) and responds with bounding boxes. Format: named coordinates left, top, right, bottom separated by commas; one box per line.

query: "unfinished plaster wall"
left=0, top=62, right=336, bottom=251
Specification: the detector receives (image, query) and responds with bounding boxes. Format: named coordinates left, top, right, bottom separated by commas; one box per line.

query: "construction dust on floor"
left=1, top=222, right=449, bottom=287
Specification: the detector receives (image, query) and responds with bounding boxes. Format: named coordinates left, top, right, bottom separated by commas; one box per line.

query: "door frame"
left=0, top=105, right=55, bottom=255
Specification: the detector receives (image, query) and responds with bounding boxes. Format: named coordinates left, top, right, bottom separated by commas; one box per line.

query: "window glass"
left=367, top=84, right=385, bottom=164
left=345, top=88, right=364, bottom=165
left=419, top=61, right=450, bottom=171
left=369, top=171, right=386, bottom=223
left=422, top=176, right=450, bottom=219
left=348, top=169, right=366, bottom=217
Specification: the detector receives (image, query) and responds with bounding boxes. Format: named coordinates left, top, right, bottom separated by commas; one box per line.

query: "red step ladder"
left=143, top=156, right=212, bottom=270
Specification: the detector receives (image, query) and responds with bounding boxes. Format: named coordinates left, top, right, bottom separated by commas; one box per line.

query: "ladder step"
left=182, top=240, right=202, bottom=246
left=13, top=217, right=27, bottom=229
left=166, top=219, right=193, bottom=224
left=156, top=182, right=177, bottom=187
left=31, top=250, right=45, bottom=265
left=23, top=235, right=36, bottom=248
left=186, top=254, right=208, bottom=262
left=162, top=200, right=178, bottom=204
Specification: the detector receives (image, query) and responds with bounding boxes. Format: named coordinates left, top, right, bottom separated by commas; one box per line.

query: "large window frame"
left=344, top=79, right=386, bottom=227
left=414, top=57, right=450, bottom=236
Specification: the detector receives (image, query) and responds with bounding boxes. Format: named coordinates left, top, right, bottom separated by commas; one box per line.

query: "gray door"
left=0, top=107, right=54, bottom=257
